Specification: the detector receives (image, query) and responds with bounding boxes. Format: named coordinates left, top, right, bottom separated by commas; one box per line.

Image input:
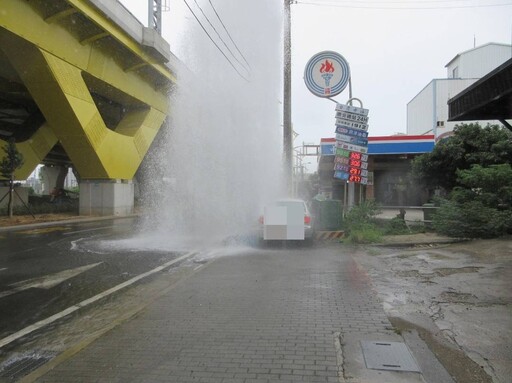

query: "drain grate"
left=0, top=352, right=56, bottom=380
left=361, top=341, right=420, bottom=372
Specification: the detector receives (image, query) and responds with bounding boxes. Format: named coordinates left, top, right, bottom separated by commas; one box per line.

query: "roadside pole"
left=283, top=0, right=293, bottom=196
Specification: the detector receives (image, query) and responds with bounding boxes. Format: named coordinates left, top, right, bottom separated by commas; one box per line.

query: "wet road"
left=0, top=218, right=188, bottom=347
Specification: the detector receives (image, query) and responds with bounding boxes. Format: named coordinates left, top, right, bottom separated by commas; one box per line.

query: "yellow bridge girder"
left=0, top=0, right=175, bottom=180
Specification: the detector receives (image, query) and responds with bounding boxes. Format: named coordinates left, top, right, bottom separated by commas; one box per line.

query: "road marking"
left=63, top=227, right=112, bottom=235
left=18, top=227, right=70, bottom=235
left=0, top=263, right=103, bottom=299
left=0, top=251, right=196, bottom=349
left=0, top=268, right=7, bottom=272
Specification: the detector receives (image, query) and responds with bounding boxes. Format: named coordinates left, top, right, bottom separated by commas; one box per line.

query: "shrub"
left=383, top=217, right=410, bottom=235
left=344, top=200, right=381, bottom=228
left=433, top=199, right=511, bottom=238
left=343, top=200, right=382, bottom=244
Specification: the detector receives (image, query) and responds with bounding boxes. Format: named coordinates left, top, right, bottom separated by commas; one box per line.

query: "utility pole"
left=283, top=0, right=293, bottom=195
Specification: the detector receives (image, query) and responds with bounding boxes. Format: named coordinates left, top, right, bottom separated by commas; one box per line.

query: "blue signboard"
left=320, top=143, right=336, bottom=156
left=335, top=125, right=368, bottom=138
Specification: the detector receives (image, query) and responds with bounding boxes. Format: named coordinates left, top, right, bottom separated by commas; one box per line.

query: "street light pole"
left=283, top=0, right=292, bottom=196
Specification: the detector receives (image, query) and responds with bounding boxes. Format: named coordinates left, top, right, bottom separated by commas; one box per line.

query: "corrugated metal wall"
left=407, top=81, right=434, bottom=135
left=447, top=44, right=512, bottom=79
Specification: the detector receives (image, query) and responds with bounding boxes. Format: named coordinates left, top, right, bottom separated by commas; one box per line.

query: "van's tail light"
left=258, top=215, right=264, bottom=224
left=304, top=215, right=311, bottom=224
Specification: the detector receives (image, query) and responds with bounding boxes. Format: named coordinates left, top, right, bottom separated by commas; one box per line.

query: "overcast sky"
left=119, top=0, right=511, bottom=147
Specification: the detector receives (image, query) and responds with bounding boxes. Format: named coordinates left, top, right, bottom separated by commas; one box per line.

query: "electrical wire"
left=208, top=0, right=252, bottom=70
left=192, top=0, right=250, bottom=75
left=296, top=0, right=512, bottom=9
left=182, top=0, right=250, bottom=81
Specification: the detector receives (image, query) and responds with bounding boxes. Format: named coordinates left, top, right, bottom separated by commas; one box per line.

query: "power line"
left=208, top=0, right=252, bottom=70
left=182, top=0, right=250, bottom=81
left=192, top=0, right=250, bottom=75
left=296, top=0, right=512, bottom=9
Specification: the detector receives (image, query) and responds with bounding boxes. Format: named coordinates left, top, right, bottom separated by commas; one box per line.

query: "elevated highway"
left=0, top=0, right=177, bottom=214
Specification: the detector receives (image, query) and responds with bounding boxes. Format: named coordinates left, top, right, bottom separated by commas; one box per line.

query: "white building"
left=407, top=43, right=512, bottom=139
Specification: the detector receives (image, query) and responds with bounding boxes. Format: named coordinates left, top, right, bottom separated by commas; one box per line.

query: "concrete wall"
left=79, top=180, right=134, bottom=216
left=0, top=186, right=29, bottom=209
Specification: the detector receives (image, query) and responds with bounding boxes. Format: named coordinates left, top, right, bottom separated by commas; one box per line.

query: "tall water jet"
left=139, top=0, right=285, bottom=247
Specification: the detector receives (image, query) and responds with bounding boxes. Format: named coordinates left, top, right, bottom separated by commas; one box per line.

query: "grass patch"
left=344, top=224, right=382, bottom=244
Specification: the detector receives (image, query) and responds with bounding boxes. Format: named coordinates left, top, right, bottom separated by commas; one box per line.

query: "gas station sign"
left=304, top=51, right=351, bottom=98
left=333, top=103, right=370, bottom=184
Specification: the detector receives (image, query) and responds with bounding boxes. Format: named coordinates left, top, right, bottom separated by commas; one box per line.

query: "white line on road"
left=0, top=263, right=103, bottom=299
left=0, top=268, right=7, bottom=272
left=0, top=251, right=197, bottom=349
left=63, top=227, right=112, bottom=235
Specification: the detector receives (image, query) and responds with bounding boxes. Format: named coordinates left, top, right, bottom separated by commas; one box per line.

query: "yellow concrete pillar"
left=0, top=124, right=58, bottom=180
left=0, top=31, right=166, bottom=180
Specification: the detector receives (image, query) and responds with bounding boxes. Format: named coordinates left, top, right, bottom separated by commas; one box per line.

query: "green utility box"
left=311, top=199, right=343, bottom=231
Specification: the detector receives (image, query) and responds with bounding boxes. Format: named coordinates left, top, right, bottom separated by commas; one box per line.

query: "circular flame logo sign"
left=304, top=51, right=350, bottom=98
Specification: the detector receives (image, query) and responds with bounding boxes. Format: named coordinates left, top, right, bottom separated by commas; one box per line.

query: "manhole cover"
left=361, top=341, right=420, bottom=372
left=0, top=352, right=56, bottom=380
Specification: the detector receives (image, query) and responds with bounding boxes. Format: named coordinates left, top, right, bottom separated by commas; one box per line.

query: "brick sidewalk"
left=33, top=246, right=401, bottom=383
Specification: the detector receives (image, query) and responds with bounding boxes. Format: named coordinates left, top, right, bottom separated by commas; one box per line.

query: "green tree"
left=453, top=164, right=512, bottom=209
left=433, top=164, right=512, bottom=238
left=412, top=123, right=512, bottom=191
left=0, top=139, right=24, bottom=218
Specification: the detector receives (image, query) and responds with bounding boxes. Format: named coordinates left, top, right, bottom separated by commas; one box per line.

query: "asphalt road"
left=0, top=217, right=190, bottom=349
left=4, top=220, right=502, bottom=383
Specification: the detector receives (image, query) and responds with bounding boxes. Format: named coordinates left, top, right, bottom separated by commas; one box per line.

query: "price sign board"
left=350, top=152, right=369, bottom=162
left=334, top=171, right=349, bottom=181
left=335, top=110, right=369, bottom=123
left=349, top=175, right=368, bottom=184
left=349, top=159, right=369, bottom=169
left=334, top=156, right=350, bottom=165
left=335, top=148, right=351, bottom=157
left=335, top=141, right=368, bottom=154
left=333, top=103, right=370, bottom=184
left=335, top=126, right=368, bottom=138
left=335, top=103, right=369, bottom=116
left=335, top=133, right=368, bottom=147
left=335, top=118, right=369, bottom=131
